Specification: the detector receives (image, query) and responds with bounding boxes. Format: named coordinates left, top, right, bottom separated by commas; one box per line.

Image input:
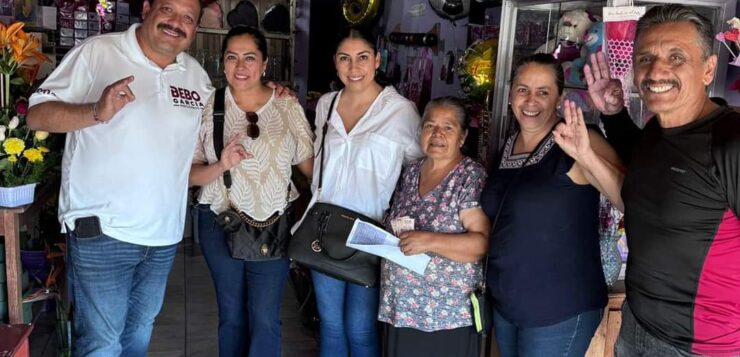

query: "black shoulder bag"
left=288, top=93, right=384, bottom=287
left=212, top=87, right=294, bottom=261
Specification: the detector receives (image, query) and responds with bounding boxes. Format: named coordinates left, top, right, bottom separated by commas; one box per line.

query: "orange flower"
left=9, top=30, right=47, bottom=68
left=0, top=22, right=24, bottom=48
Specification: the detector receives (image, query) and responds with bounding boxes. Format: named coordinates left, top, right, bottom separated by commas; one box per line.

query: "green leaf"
left=0, top=158, right=9, bottom=170
left=9, top=77, right=25, bottom=85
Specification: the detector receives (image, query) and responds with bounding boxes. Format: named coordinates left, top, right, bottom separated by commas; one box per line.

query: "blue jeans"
left=67, top=231, right=177, bottom=357
left=615, top=302, right=700, bottom=356
left=311, top=270, right=380, bottom=357
left=197, top=204, right=290, bottom=357
left=493, top=308, right=603, bottom=357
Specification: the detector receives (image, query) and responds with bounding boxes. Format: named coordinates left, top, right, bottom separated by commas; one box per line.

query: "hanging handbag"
left=211, top=87, right=293, bottom=261
left=288, top=93, right=383, bottom=288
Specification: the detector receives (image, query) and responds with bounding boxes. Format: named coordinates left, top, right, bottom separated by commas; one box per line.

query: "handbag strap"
left=212, top=87, right=291, bottom=225
left=213, top=87, right=230, bottom=187
left=315, top=93, right=340, bottom=201
left=480, top=129, right=555, bottom=290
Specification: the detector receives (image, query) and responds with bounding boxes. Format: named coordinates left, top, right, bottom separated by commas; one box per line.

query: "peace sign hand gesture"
left=553, top=100, right=593, bottom=162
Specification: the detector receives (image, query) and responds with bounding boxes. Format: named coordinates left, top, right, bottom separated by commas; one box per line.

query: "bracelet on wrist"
left=92, top=102, right=105, bottom=123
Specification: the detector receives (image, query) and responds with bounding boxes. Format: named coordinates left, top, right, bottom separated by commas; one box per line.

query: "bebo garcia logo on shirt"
left=170, top=86, right=204, bottom=109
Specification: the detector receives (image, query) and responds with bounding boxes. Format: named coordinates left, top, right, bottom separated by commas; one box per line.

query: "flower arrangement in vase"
left=0, top=21, right=53, bottom=207
left=716, top=17, right=740, bottom=67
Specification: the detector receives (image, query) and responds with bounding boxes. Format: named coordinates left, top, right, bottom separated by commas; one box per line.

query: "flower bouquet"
left=0, top=21, right=52, bottom=207
left=716, top=17, right=740, bottom=67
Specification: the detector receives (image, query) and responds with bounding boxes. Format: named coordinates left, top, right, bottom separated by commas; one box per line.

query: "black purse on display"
left=212, top=87, right=293, bottom=261
left=288, top=93, right=383, bottom=288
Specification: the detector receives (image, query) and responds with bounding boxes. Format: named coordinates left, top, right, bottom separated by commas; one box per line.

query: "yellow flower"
left=38, top=146, right=49, bottom=153
left=34, top=131, right=49, bottom=141
left=3, top=137, right=25, bottom=155
left=8, top=155, right=17, bottom=163
left=22, top=148, right=42, bottom=163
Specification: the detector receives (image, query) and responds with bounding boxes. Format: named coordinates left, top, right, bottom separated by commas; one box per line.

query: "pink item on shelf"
left=605, top=19, right=638, bottom=103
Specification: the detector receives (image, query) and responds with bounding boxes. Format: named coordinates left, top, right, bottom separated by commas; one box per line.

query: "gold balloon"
left=458, top=38, right=497, bottom=101
left=342, top=0, right=381, bottom=26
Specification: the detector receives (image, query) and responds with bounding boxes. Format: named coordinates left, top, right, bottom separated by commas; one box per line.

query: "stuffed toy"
left=200, top=1, right=224, bottom=29
left=563, top=21, right=604, bottom=87
left=536, top=9, right=598, bottom=63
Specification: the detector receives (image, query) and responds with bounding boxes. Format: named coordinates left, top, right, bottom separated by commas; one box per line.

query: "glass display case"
left=488, top=0, right=737, bottom=156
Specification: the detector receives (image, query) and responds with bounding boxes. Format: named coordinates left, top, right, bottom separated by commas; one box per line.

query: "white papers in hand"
left=346, top=220, right=431, bottom=276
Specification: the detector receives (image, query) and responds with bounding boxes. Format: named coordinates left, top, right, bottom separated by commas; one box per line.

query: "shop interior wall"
left=293, top=0, right=310, bottom=106
left=380, top=1, right=501, bottom=101
left=381, top=0, right=469, bottom=99
left=726, top=4, right=740, bottom=108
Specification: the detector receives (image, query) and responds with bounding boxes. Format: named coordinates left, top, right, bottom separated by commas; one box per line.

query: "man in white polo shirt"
left=26, top=0, right=209, bottom=354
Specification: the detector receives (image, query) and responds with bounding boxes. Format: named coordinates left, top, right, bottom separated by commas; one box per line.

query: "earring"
left=262, top=71, right=266, bottom=77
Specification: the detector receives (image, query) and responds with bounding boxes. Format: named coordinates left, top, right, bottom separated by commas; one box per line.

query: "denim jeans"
left=615, top=302, right=701, bottom=357
left=311, top=270, right=380, bottom=357
left=197, top=204, right=290, bottom=357
left=67, top=231, right=177, bottom=357
left=493, top=307, right=603, bottom=357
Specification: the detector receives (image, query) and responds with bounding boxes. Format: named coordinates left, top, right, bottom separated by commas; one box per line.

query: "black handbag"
left=211, top=87, right=293, bottom=261
left=215, top=204, right=293, bottom=260
left=288, top=93, right=383, bottom=287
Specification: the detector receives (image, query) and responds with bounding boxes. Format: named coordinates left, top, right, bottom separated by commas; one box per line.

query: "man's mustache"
left=641, top=79, right=680, bottom=90
left=157, top=23, right=187, bottom=38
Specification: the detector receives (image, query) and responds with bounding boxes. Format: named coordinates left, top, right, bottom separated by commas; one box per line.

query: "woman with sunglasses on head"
left=299, top=26, right=423, bottom=357
left=189, top=26, right=314, bottom=357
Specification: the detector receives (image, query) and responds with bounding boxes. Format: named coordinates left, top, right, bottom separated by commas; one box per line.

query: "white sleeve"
left=396, top=102, right=423, bottom=163
left=29, top=43, right=94, bottom=107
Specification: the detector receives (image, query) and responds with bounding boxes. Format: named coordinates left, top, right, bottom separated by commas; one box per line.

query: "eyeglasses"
left=246, top=112, right=260, bottom=139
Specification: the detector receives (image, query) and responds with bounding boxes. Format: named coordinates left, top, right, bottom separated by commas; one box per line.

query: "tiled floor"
left=148, top=243, right=319, bottom=357
left=28, top=241, right=319, bottom=357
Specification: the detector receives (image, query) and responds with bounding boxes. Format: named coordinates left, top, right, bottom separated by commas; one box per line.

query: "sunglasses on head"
left=246, top=112, right=259, bottom=139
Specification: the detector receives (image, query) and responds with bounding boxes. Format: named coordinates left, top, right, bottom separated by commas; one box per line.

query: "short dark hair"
left=221, top=26, right=269, bottom=61
left=422, top=96, right=470, bottom=133
left=512, top=53, right=564, bottom=95
left=636, top=4, right=714, bottom=60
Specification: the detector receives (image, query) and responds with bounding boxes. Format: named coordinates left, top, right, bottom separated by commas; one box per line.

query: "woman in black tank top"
left=480, top=53, right=624, bottom=357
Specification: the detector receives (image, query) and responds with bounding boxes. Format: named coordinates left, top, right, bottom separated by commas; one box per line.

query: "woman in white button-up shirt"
left=308, top=27, right=423, bottom=357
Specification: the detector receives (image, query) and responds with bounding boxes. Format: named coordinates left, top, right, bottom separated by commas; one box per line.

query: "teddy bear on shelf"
left=199, top=0, right=223, bottom=29
left=563, top=21, right=603, bottom=87
left=536, top=9, right=598, bottom=63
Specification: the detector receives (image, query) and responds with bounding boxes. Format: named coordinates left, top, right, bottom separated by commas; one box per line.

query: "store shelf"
left=197, top=27, right=293, bottom=40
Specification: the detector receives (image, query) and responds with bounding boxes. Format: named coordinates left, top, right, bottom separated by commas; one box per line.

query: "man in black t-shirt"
left=585, top=4, right=740, bottom=356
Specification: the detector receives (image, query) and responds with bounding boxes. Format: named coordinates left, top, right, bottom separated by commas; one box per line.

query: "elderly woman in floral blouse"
left=379, top=96, right=490, bottom=357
